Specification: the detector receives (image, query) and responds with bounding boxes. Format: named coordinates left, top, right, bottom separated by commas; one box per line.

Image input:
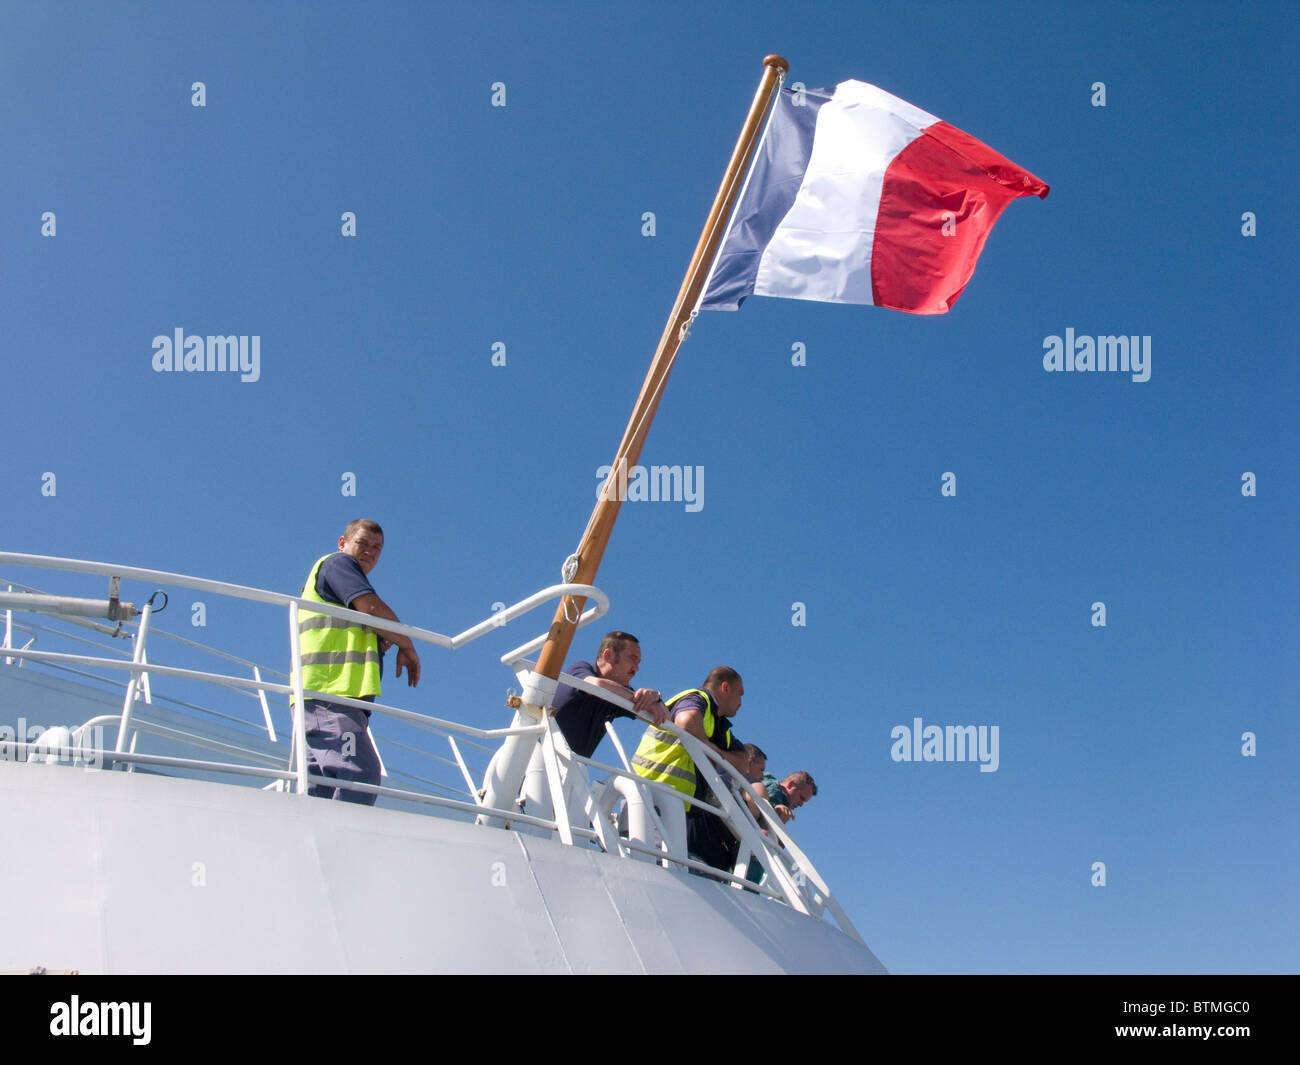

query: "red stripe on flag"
left=871, top=120, right=1050, bottom=314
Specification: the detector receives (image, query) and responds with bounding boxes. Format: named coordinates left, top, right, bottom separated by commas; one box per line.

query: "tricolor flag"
left=700, top=79, right=1049, bottom=315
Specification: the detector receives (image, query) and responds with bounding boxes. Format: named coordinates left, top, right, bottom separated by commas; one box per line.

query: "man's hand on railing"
left=631, top=688, right=667, bottom=724
left=352, top=592, right=421, bottom=687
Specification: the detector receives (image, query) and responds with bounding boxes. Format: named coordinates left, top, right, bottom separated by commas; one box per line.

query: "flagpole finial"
left=764, top=55, right=789, bottom=74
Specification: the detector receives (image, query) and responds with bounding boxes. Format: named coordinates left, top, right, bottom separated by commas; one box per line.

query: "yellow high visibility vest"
left=296, top=554, right=381, bottom=701
left=631, top=688, right=731, bottom=801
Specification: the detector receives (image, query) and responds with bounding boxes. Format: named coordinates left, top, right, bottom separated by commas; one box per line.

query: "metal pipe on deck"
left=0, top=591, right=135, bottom=621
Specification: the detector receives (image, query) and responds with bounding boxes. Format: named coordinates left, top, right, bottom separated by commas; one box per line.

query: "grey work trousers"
left=303, top=698, right=381, bottom=805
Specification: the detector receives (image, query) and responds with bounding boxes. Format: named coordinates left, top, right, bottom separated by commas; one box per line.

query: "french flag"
left=700, top=80, right=1049, bottom=315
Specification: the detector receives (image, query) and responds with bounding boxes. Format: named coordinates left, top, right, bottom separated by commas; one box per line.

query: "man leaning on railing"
left=295, top=519, right=421, bottom=805
left=743, top=769, right=818, bottom=884
left=552, top=630, right=668, bottom=758
left=754, top=769, right=817, bottom=824
left=631, top=667, right=749, bottom=876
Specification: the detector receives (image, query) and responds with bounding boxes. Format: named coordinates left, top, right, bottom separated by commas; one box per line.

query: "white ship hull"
left=1, top=756, right=883, bottom=974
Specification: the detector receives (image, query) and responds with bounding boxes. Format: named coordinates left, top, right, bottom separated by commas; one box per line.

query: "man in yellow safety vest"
left=296, top=518, right=420, bottom=804
left=631, top=667, right=748, bottom=801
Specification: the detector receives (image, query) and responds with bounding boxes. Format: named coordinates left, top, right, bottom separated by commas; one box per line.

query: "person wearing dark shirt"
left=295, top=519, right=421, bottom=804
left=552, top=631, right=668, bottom=757
left=735, top=743, right=771, bottom=833
left=753, top=769, right=818, bottom=823
left=743, top=770, right=819, bottom=884
left=631, top=666, right=749, bottom=795
left=741, top=742, right=767, bottom=783
left=508, top=632, right=668, bottom=828
left=631, top=667, right=750, bottom=878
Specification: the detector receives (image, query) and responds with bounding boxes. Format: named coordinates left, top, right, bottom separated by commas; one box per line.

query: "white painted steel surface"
left=0, top=760, right=884, bottom=974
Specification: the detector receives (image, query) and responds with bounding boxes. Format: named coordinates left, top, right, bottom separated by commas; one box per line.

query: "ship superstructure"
left=0, top=552, right=884, bottom=974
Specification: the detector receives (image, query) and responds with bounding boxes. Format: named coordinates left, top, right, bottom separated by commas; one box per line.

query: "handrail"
left=3, top=609, right=279, bottom=740
left=499, top=611, right=604, bottom=668
left=508, top=653, right=860, bottom=935
left=6, top=616, right=134, bottom=658
left=0, top=553, right=861, bottom=942
left=5, top=574, right=286, bottom=674
left=0, top=552, right=607, bottom=651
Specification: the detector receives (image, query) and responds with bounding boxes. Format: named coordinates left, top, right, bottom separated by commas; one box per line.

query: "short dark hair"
left=343, top=518, right=384, bottom=540
left=783, top=770, right=817, bottom=795
left=703, top=666, right=740, bottom=690
left=598, top=631, right=639, bottom=659
left=743, top=742, right=767, bottom=762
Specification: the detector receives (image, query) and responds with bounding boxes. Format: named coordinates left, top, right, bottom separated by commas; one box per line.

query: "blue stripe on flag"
left=699, top=86, right=827, bottom=311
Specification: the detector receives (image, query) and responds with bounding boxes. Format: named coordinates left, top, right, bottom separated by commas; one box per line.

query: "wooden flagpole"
left=532, top=55, right=788, bottom=694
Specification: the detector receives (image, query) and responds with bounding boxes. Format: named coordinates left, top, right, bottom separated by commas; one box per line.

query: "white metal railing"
left=3, top=576, right=282, bottom=736
left=0, top=552, right=861, bottom=943
left=500, top=655, right=862, bottom=939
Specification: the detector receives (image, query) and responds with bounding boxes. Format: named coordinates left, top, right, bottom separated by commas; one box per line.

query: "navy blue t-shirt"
left=669, top=693, right=741, bottom=749
left=313, top=552, right=382, bottom=686
left=315, top=552, right=375, bottom=608
left=552, top=661, right=635, bottom=758
left=668, top=690, right=742, bottom=800
left=676, top=690, right=746, bottom=870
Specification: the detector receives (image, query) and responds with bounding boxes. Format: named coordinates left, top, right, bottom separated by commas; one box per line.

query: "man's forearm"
left=678, top=711, right=746, bottom=771
left=584, top=677, right=665, bottom=720
left=350, top=593, right=415, bottom=650
left=584, top=675, right=634, bottom=698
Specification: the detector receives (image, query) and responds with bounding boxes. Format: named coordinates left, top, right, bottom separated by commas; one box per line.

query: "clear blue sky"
left=2, top=1, right=1295, bottom=974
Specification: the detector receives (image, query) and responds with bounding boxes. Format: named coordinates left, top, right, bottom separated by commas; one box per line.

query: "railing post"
left=114, top=602, right=153, bottom=755
left=538, top=716, right=574, bottom=847
left=126, top=728, right=140, bottom=774
left=3, top=584, right=12, bottom=663
left=287, top=602, right=309, bottom=795
left=691, top=738, right=810, bottom=913
left=139, top=647, right=153, bottom=704
left=252, top=665, right=277, bottom=742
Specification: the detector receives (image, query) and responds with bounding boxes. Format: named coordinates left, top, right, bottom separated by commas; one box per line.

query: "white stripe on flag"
left=753, top=81, right=939, bottom=305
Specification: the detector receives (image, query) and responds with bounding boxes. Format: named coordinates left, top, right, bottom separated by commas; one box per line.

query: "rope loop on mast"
left=561, top=554, right=580, bottom=584
left=560, top=554, right=583, bottom=623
